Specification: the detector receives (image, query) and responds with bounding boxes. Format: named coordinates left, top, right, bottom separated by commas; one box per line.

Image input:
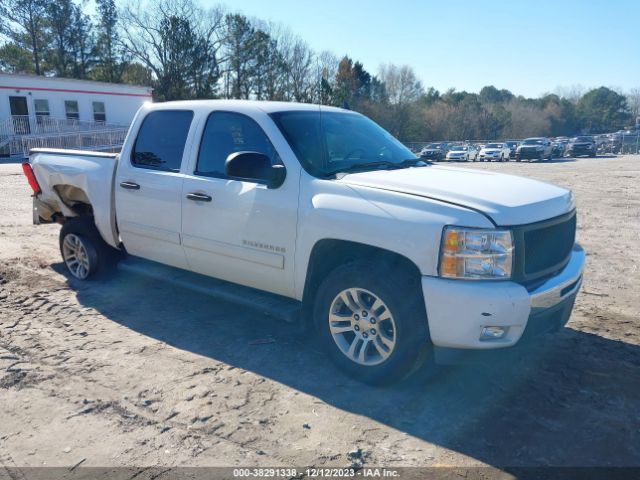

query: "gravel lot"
left=0, top=155, right=639, bottom=471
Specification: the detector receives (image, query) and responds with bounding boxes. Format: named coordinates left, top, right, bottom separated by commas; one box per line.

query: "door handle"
left=186, top=192, right=212, bottom=202
left=120, top=181, right=140, bottom=190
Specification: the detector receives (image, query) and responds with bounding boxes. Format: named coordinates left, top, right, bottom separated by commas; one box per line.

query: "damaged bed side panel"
left=29, top=149, right=120, bottom=249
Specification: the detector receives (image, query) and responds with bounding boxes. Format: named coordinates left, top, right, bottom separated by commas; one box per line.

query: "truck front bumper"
left=421, top=243, right=584, bottom=350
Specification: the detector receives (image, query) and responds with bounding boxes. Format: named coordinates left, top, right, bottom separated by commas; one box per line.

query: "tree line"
left=1, top=0, right=637, bottom=141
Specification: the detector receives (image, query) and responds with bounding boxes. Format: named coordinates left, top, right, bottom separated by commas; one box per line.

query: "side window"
left=196, top=111, right=280, bottom=179
left=34, top=99, right=50, bottom=126
left=92, top=101, right=106, bottom=122
left=64, top=100, right=79, bottom=120
left=34, top=99, right=50, bottom=116
left=131, top=110, right=193, bottom=172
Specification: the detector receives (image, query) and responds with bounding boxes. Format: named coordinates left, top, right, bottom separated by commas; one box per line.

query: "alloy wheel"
left=328, top=288, right=397, bottom=366
left=62, top=233, right=91, bottom=279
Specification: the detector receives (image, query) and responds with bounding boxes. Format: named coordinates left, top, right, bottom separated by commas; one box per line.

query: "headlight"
left=536, top=146, right=543, bottom=151
left=439, top=227, right=513, bottom=279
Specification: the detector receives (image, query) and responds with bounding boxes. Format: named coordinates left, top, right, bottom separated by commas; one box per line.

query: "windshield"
left=270, top=110, right=418, bottom=177
left=523, top=138, right=543, bottom=145
left=450, top=146, right=467, bottom=151
left=486, top=143, right=502, bottom=148
left=573, top=136, right=593, bottom=143
left=425, top=143, right=440, bottom=149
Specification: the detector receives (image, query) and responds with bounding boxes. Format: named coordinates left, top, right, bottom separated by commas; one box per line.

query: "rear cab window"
left=131, top=110, right=194, bottom=172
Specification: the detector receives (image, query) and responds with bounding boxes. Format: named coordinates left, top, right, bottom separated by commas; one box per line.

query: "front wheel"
left=313, top=261, right=429, bottom=385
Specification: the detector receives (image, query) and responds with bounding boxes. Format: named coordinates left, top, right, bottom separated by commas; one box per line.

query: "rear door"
left=115, top=109, right=194, bottom=269
left=180, top=110, right=299, bottom=297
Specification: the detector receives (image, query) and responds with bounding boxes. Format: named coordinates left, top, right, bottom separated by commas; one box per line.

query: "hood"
left=340, top=166, right=573, bottom=226
left=482, top=149, right=500, bottom=153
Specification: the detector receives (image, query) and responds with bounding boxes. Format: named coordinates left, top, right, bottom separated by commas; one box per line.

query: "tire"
left=313, top=260, right=430, bottom=385
left=59, top=217, right=121, bottom=280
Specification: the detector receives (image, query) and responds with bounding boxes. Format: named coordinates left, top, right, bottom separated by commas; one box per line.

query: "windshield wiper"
left=399, top=158, right=429, bottom=167
left=325, top=158, right=428, bottom=178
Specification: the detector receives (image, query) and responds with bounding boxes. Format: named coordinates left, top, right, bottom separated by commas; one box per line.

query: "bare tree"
left=285, top=37, right=314, bottom=102
left=626, top=88, right=640, bottom=121
left=120, top=0, right=225, bottom=100
left=378, top=64, right=423, bottom=105
left=554, top=84, right=586, bottom=104
left=313, top=49, right=338, bottom=104
left=503, top=100, right=551, bottom=138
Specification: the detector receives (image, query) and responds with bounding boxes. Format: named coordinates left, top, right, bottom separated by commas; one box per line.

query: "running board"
left=117, top=257, right=301, bottom=323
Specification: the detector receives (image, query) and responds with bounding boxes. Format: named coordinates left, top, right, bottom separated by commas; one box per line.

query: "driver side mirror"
left=225, top=151, right=286, bottom=189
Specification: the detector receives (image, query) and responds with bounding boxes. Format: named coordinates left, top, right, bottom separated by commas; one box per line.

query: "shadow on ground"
left=64, top=264, right=640, bottom=468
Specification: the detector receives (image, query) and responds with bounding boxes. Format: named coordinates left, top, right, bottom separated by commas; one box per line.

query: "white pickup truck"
left=23, top=100, right=584, bottom=384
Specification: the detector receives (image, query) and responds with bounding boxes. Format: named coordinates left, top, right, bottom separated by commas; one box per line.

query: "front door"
left=181, top=111, right=299, bottom=297
left=115, top=109, right=195, bottom=270
left=9, top=96, right=29, bottom=134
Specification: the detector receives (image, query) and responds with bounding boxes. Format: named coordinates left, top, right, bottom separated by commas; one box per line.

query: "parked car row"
left=594, top=130, right=640, bottom=155
left=418, top=141, right=518, bottom=162
left=417, top=135, right=605, bottom=162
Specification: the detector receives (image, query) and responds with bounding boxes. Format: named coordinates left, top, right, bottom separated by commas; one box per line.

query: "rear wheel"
left=59, top=217, right=121, bottom=280
left=313, top=261, right=429, bottom=385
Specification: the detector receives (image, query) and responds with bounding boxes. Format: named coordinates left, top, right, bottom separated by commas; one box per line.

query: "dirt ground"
left=0, top=155, right=639, bottom=472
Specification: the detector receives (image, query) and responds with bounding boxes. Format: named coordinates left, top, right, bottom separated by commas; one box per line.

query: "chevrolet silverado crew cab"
left=23, top=100, right=584, bottom=384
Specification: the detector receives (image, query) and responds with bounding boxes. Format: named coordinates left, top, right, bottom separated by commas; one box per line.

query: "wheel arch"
left=53, top=184, right=94, bottom=217
left=301, top=239, right=425, bottom=316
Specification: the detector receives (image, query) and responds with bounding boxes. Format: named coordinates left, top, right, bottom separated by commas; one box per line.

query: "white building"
left=0, top=73, right=152, bottom=125
left=0, top=73, right=152, bottom=157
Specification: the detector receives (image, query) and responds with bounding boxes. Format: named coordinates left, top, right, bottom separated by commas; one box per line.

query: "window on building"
left=34, top=99, right=50, bottom=117
left=131, top=110, right=193, bottom=172
left=64, top=100, right=79, bottom=120
left=196, top=111, right=281, bottom=179
left=92, top=102, right=106, bottom=123
left=34, top=99, right=50, bottom=126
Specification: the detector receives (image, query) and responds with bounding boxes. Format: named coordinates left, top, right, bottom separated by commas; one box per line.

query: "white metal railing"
left=0, top=115, right=129, bottom=158
left=0, top=115, right=127, bottom=139
left=17, top=129, right=128, bottom=156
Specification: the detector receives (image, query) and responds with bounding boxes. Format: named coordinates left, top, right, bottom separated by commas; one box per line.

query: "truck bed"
left=29, top=148, right=120, bottom=248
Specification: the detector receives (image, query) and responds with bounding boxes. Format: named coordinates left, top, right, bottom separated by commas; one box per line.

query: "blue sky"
left=215, top=0, right=639, bottom=98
